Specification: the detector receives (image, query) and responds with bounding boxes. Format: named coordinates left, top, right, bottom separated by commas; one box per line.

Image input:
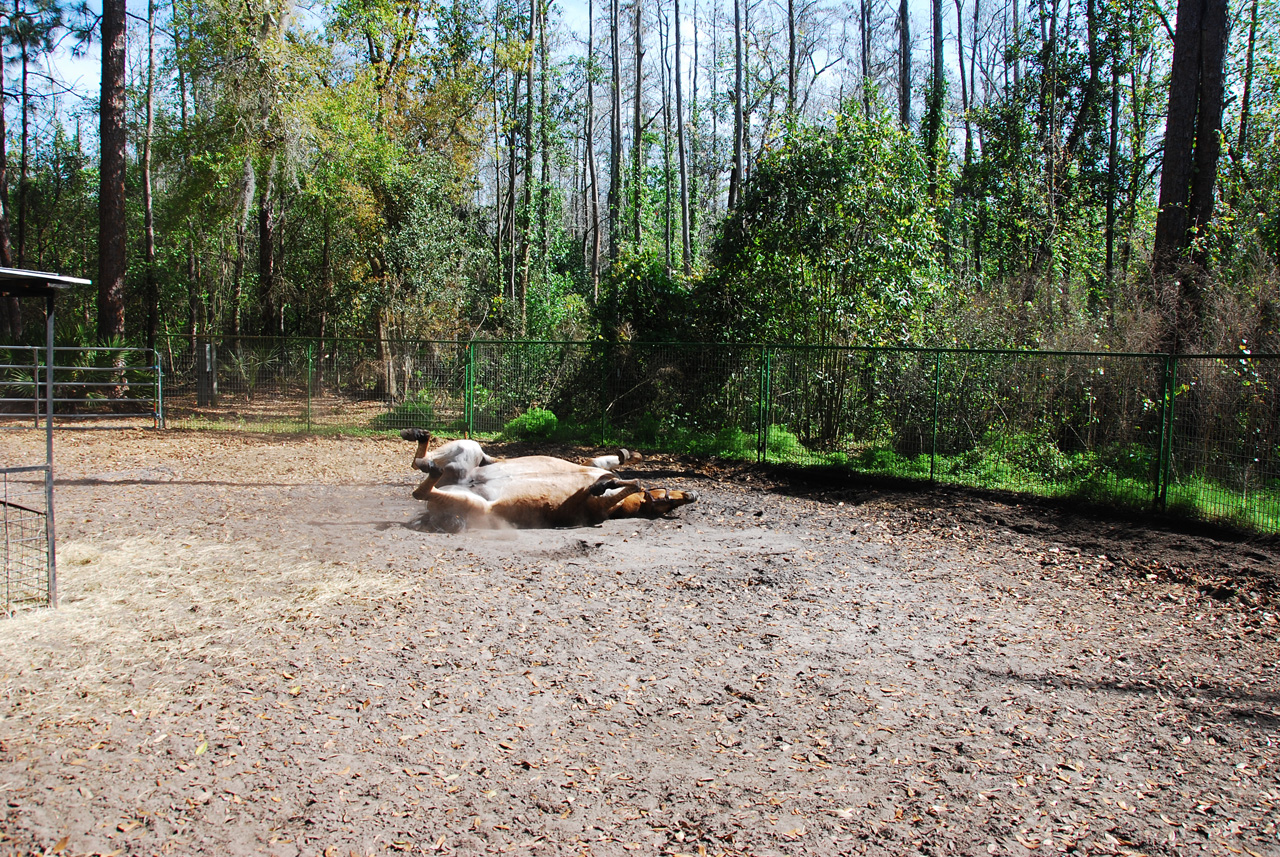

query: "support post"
left=930, top=350, right=942, bottom=483
left=197, top=338, right=218, bottom=407
left=466, top=341, right=476, bottom=438
left=306, top=344, right=313, bottom=432
left=1154, top=354, right=1178, bottom=509
left=45, top=295, right=56, bottom=608
left=154, top=349, right=165, bottom=429
left=758, top=346, right=774, bottom=463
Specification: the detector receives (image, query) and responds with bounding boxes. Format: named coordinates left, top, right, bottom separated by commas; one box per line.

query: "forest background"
left=0, top=0, right=1274, bottom=355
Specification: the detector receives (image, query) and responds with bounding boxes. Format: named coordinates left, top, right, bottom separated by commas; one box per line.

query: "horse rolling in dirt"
left=401, top=429, right=697, bottom=532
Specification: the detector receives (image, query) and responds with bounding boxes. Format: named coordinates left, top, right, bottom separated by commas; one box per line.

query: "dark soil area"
left=1, top=431, right=1277, bottom=856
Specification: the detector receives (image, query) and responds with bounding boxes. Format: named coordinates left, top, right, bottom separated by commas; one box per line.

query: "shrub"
left=502, top=407, right=559, bottom=440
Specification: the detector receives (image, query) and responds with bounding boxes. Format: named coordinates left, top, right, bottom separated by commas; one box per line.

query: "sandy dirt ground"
left=0, top=430, right=1277, bottom=857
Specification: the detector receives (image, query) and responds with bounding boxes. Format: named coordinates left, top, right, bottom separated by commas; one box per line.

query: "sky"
left=49, top=0, right=594, bottom=100
left=47, top=0, right=925, bottom=98
left=38, top=0, right=953, bottom=137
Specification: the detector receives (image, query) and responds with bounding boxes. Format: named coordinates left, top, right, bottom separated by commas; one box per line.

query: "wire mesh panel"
left=1166, top=355, right=1280, bottom=529
left=373, top=341, right=469, bottom=432
left=602, top=343, right=764, bottom=454
left=767, top=347, right=935, bottom=469
left=471, top=341, right=596, bottom=437
left=143, top=335, right=1280, bottom=533
left=2, top=466, right=51, bottom=614
left=163, top=337, right=470, bottom=433
left=765, top=348, right=1167, bottom=509
left=931, top=351, right=1166, bottom=505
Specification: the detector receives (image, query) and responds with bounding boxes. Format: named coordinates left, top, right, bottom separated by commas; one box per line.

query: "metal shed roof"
left=0, top=267, right=91, bottom=298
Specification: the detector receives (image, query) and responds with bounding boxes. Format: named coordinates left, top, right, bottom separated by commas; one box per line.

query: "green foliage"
left=224, top=347, right=278, bottom=402
left=763, top=425, right=807, bottom=461
left=686, top=426, right=756, bottom=459
left=382, top=158, right=486, bottom=335
left=501, top=407, right=559, bottom=440
left=527, top=269, right=592, bottom=340
left=597, top=248, right=694, bottom=341
left=704, top=109, right=943, bottom=345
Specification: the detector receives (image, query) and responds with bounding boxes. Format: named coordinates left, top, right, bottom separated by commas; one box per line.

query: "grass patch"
left=372, top=390, right=435, bottom=431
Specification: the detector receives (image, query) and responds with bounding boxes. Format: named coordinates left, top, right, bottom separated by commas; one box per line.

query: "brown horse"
left=402, top=429, right=697, bottom=531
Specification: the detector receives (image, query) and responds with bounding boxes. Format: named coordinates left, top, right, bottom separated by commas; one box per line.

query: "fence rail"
left=7, top=336, right=1279, bottom=533
left=0, top=345, right=163, bottom=429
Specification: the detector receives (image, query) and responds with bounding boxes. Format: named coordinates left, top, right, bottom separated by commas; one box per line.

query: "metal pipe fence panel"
left=133, top=337, right=1280, bottom=532
left=0, top=345, right=160, bottom=428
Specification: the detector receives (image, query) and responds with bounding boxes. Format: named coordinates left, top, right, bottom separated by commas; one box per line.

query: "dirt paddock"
left=0, top=430, right=1277, bottom=857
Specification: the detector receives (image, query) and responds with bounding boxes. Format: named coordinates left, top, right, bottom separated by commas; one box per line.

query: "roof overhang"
left=0, top=267, right=91, bottom=298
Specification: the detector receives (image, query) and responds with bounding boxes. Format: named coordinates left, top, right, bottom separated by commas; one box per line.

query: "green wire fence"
left=153, top=336, right=1280, bottom=532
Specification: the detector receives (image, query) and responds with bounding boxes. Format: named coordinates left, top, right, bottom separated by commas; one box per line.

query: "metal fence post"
left=599, top=343, right=609, bottom=446
left=154, top=352, right=165, bottom=429
left=930, top=350, right=942, bottom=483
left=466, top=340, right=475, bottom=437
left=44, top=296, right=56, bottom=607
left=305, top=344, right=313, bottom=433
left=758, top=346, right=771, bottom=463
left=1155, top=354, right=1178, bottom=509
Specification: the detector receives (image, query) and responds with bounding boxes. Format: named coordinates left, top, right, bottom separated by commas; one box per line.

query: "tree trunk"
left=507, top=70, right=519, bottom=308
left=538, top=0, right=550, bottom=263
left=258, top=158, right=277, bottom=335
left=587, top=0, right=602, bottom=297
left=689, top=0, right=699, bottom=241
left=0, top=51, right=18, bottom=339
left=1238, top=0, right=1258, bottom=155
left=729, top=0, right=743, bottom=208
left=899, top=0, right=911, bottom=127
left=924, top=0, right=943, bottom=194
left=632, top=0, right=644, bottom=244
left=609, top=0, right=623, bottom=260
left=1064, top=0, right=1102, bottom=161
left=660, top=7, right=672, bottom=270
left=955, top=0, right=968, bottom=121
left=519, top=0, right=535, bottom=335
left=1152, top=0, right=1229, bottom=346
left=860, top=0, right=871, bottom=117
left=741, top=0, right=751, bottom=185
left=232, top=225, right=245, bottom=340
left=97, top=0, right=128, bottom=343
left=144, top=0, right=159, bottom=351
left=1104, top=15, right=1120, bottom=297
left=18, top=6, right=30, bottom=270
left=787, top=0, right=796, bottom=116
left=675, top=0, right=692, bottom=274
left=231, top=156, right=253, bottom=342
left=1187, top=0, right=1227, bottom=244
left=1011, top=0, right=1020, bottom=90
left=186, top=236, right=199, bottom=342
